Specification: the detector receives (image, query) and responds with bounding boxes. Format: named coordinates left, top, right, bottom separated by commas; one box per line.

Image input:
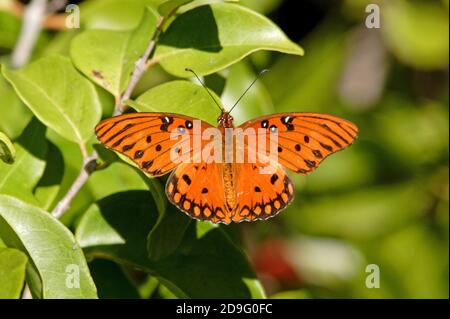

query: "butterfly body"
left=95, top=111, right=358, bottom=224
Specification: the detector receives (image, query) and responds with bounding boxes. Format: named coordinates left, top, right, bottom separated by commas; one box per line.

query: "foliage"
left=0, top=0, right=448, bottom=299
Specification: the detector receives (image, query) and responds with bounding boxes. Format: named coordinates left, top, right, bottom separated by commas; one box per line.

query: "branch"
left=51, top=151, right=98, bottom=219
left=52, top=14, right=170, bottom=218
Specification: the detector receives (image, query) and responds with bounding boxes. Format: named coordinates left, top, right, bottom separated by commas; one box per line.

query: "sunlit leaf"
left=2, top=56, right=102, bottom=146
left=127, top=80, right=222, bottom=125
left=71, top=7, right=159, bottom=96
left=0, top=195, right=98, bottom=298
left=80, top=0, right=160, bottom=30
left=154, top=3, right=303, bottom=77
left=0, top=247, right=27, bottom=299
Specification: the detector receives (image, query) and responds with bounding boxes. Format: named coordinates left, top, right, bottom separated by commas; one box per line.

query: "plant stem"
left=51, top=151, right=98, bottom=218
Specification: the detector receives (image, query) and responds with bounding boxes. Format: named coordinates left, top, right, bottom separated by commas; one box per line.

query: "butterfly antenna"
left=185, top=68, right=224, bottom=112
left=228, top=69, right=268, bottom=113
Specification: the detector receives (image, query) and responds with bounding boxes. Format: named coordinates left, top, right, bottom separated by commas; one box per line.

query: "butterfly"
left=95, top=72, right=358, bottom=225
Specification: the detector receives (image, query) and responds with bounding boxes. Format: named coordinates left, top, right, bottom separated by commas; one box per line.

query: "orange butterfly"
left=95, top=72, right=358, bottom=224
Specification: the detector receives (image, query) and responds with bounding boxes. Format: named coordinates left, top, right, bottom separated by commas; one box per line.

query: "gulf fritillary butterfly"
left=95, top=73, right=358, bottom=224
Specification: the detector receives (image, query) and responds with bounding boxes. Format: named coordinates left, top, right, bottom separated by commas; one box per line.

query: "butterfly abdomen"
left=222, top=163, right=236, bottom=212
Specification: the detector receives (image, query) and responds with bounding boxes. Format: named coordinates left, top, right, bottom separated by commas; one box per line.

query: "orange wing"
left=238, top=112, right=359, bottom=174
left=231, top=154, right=295, bottom=223
left=95, top=113, right=212, bottom=177
left=166, top=162, right=231, bottom=224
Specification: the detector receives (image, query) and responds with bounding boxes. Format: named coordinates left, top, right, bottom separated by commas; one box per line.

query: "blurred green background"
left=0, top=0, right=448, bottom=298
left=243, top=0, right=449, bottom=299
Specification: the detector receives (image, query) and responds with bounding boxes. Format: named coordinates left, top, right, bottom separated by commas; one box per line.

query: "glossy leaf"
left=2, top=56, right=102, bottom=145
left=75, top=191, right=266, bottom=298
left=0, top=248, right=28, bottom=299
left=71, top=7, right=159, bottom=96
left=0, top=195, right=98, bottom=298
left=154, top=3, right=303, bottom=77
left=0, top=131, right=15, bottom=164
left=127, top=80, right=222, bottom=125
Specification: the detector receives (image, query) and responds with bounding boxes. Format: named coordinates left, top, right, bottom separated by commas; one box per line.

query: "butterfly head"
left=217, top=111, right=234, bottom=128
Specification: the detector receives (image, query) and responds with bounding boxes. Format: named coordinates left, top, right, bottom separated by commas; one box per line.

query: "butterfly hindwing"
left=166, top=162, right=231, bottom=224
left=95, top=113, right=212, bottom=177
left=238, top=112, right=359, bottom=175
left=232, top=160, right=294, bottom=223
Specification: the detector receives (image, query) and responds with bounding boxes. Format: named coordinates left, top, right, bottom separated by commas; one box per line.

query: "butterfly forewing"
left=95, top=113, right=212, bottom=177
left=238, top=112, right=359, bottom=175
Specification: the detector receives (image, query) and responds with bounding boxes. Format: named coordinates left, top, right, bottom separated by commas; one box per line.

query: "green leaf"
left=80, top=0, right=160, bottom=30
left=0, top=73, right=32, bottom=140
left=76, top=191, right=265, bottom=298
left=71, top=7, right=159, bottom=97
left=0, top=131, right=15, bottom=164
left=158, top=0, right=194, bottom=17
left=89, top=259, right=140, bottom=299
left=0, top=119, right=47, bottom=205
left=154, top=3, right=303, bottom=77
left=127, top=80, right=222, bottom=125
left=0, top=248, right=28, bottom=299
left=147, top=204, right=191, bottom=260
left=2, top=56, right=102, bottom=146
left=0, top=195, right=98, bottom=298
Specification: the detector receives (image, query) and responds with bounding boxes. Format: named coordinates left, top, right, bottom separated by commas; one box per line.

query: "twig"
left=113, top=16, right=166, bottom=115
left=52, top=13, right=172, bottom=218
left=51, top=151, right=98, bottom=218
